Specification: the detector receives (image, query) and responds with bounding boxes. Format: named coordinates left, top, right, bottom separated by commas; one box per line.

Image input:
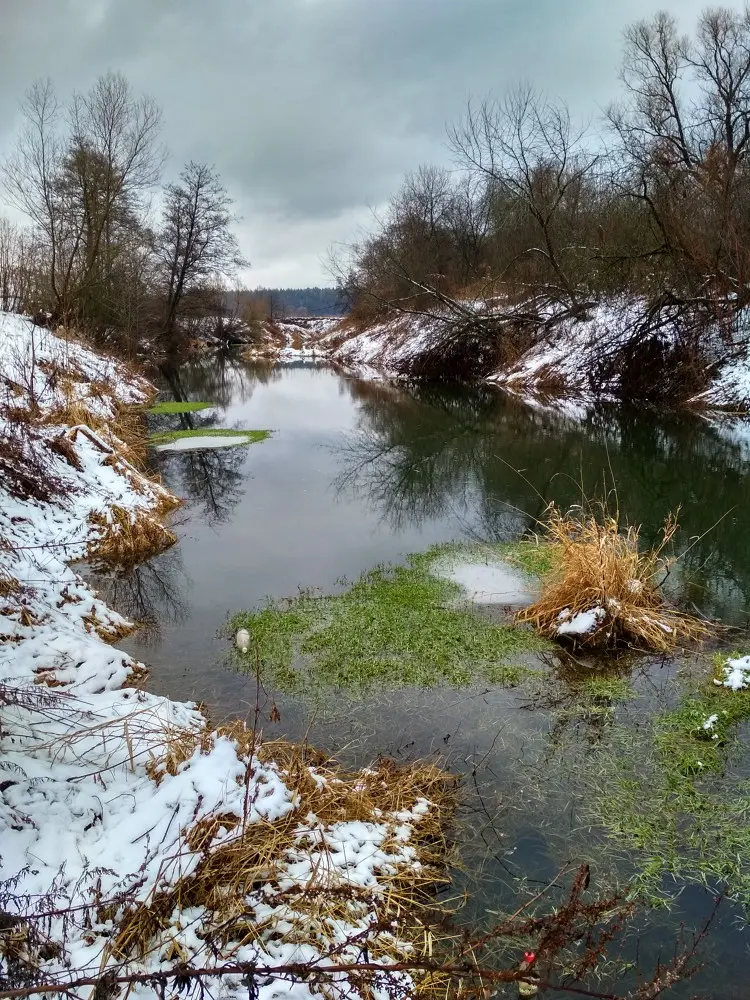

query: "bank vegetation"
left=0, top=74, right=247, bottom=364
left=331, top=6, right=750, bottom=403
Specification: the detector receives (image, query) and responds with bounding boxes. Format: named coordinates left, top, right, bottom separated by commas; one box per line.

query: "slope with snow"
left=0, top=312, right=439, bottom=999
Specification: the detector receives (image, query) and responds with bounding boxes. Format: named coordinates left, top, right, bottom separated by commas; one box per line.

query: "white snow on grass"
left=715, top=655, right=750, bottom=690
left=156, top=433, right=258, bottom=451
left=702, top=713, right=721, bottom=739
left=434, top=559, right=537, bottom=605
left=0, top=311, right=438, bottom=1000
left=556, top=606, right=606, bottom=636
left=0, top=311, right=149, bottom=419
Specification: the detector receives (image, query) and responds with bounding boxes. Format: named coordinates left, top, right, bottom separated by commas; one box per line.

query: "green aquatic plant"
left=149, top=428, right=271, bottom=447
left=497, top=539, right=561, bottom=579
left=148, top=400, right=214, bottom=414
left=585, top=664, right=750, bottom=908
left=578, top=674, right=636, bottom=703
left=230, top=553, right=549, bottom=693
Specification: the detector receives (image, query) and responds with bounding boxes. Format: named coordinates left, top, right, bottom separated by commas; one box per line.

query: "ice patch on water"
left=156, top=434, right=254, bottom=452
left=434, top=560, right=536, bottom=605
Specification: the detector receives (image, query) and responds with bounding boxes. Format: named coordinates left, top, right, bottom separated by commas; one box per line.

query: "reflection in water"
left=159, top=445, right=249, bottom=526
left=92, top=360, right=750, bottom=996
left=335, top=381, right=750, bottom=625
left=87, top=544, right=191, bottom=646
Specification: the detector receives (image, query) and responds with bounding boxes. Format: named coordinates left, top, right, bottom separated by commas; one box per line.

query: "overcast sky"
left=0, top=0, right=711, bottom=287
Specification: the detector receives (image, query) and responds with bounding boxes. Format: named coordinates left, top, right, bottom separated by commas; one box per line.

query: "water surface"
left=90, top=357, right=750, bottom=996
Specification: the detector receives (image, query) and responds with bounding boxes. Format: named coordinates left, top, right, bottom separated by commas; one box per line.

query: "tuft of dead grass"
left=114, top=721, right=455, bottom=976
left=87, top=506, right=178, bottom=568
left=0, top=561, right=21, bottom=600
left=516, top=504, right=711, bottom=653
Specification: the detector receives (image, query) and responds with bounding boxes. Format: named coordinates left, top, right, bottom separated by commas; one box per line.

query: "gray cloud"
left=0, top=0, right=709, bottom=285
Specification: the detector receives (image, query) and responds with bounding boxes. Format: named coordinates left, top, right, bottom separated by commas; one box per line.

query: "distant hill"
left=235, top=287, right=347, bottom=318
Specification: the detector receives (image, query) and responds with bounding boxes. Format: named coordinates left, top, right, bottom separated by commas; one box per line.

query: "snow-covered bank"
left=320, top=313, right=451, bottom=381
left=319, top=299, right=750, bottom=411
left=0, top=313, right=447, bottom=999
left=243, top=317, right=340, bottom=362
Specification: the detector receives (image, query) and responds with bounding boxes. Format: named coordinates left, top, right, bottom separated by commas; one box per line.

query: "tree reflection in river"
left=86, top=543, right=191, bottom=646
left=335, top=379, right=750, bottom=625
left=159, top=445, right=248, bottom=526
left=151, top=356, right=282, bottom=526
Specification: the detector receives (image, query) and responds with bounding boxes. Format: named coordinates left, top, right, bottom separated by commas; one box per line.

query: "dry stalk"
left=517, top=503, right=712, bottom=652
left=112, top=722, right=455, bottom=987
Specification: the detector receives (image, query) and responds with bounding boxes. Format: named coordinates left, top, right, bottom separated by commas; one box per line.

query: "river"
left=88, top=356, right=750, bottom=997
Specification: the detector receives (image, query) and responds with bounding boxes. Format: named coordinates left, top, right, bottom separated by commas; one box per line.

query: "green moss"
left=496, top=539, right=561, bottom=579
left=578, top=674, right=635, bottom=704
left=148, top=400, right=214, bottom=414
left=149, top=428, right=271, bottom=446
left=483, top=663, right=542, bottom=687
left=586, top=671, right=750, bottom=908
left=230, top=555, right=549, bottom=693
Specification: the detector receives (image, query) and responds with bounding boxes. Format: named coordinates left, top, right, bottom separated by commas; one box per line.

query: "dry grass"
left=0, top=565, right=21, bottom=600
left=114, top=722, right=455, bottom=977
left=516, top=504, right=711, bottom=652
left=87, top=506, right=178, bottom=568
left=44, top=384, right=149, bottom=465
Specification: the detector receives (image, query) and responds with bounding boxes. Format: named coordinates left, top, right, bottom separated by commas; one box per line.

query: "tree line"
left=0, top=73, right=244, bottom=360
left=237, top=286, right=346, bottom=320
left=334, top=6, right=750, bottom=395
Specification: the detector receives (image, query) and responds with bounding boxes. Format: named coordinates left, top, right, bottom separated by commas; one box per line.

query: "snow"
left=702, top=714, right=720, bottom=739
left=244, top=318, right=340, bottom=362
left=319, top=297, right=750, bottom=411
left=322, top=313, right=445, bottom=380
left=716, top=655, right=750, bottom=690
left=156, top=433, right=257, bottom=451
left=434, top=559, right=537, bottom=605
left=0, top=311, right=435, bottom=1000
left=556, top=606, right=606, bottom=636
left=0, top=311, right=150, bottom=420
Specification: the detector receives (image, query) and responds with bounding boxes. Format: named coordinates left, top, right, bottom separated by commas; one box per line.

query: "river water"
left=89, top=356, right=750, bottom=997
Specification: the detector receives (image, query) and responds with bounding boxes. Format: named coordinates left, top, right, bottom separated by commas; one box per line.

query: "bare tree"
left=155, top=162, right=246, bottom=358
left=0, top=218, right=35, bottom=314
left=2, top=74, right=163, bottom=330
left=449, top=84, right=599, bottom=311
left=3, top=80, right=74, bottom=319
left=608, top=7, right=750, bottom=303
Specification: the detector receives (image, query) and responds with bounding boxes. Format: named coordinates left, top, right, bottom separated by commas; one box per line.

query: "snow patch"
left=434, top=559, right=537, bottom=605
left=156, top=433, right=257, bottom=451
left=716, top=655, right=750, bottom=690
left=556, top=606, right=606, bottom=636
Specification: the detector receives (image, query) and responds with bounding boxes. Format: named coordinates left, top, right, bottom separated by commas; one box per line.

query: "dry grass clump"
left=87, top=506, right=178, bottom=568
left=44, top=387, right=149, bottom=465
left=115, top=722, right=454, bottom=971
left=0, top=564, right=21, bottom=600
left=516, top=504, right=711, bottom=653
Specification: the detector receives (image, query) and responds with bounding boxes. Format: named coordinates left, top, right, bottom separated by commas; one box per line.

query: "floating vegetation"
left=150, top=427, right=271, bottom=450
left=230, top=546, right=549, bottom=693
left=583, top=659, right=750, bottom=908
left=147, top=400, right=214, bottom=415
left=517, top=504, right=711, bottom=652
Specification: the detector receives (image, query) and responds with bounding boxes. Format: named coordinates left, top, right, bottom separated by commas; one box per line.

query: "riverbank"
left=0, top=313, right=451, bottom=999
left=282, top=298, right=750, bottom=411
